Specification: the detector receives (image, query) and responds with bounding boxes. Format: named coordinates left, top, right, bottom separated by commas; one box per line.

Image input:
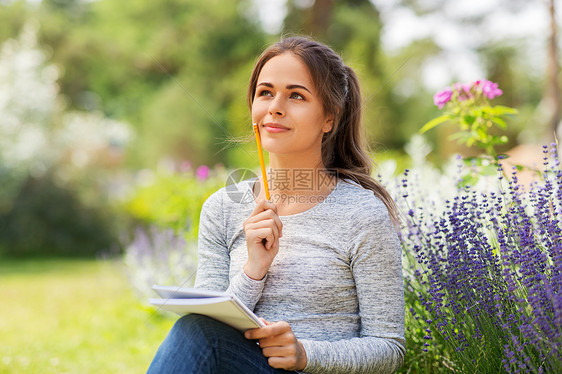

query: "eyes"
left=257, top=89, right=305, bottom=101
left=290, top=92, right=305, bottom=100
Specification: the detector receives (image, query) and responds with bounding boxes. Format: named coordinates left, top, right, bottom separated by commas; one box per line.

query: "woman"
left=148, top=36, right=405, bottom=374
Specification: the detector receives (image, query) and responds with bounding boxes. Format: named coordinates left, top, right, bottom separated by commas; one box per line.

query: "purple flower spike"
left=434, top=87, right=453, bottom=109
left=196, top=165, right=210, bottom=181
left=481, top=80, right=503, bottom=100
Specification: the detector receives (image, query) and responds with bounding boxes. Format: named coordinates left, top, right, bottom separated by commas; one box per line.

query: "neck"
left=266, top=152, right=334, bottom=195
left=269, top=152, right=324, bottom=171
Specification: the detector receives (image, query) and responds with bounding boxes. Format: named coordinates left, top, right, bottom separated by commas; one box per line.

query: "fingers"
left=244, top=205, right=283, bottom=250
left=266, top=355, right=300, bottom=370
left=258, top=332, right=295, bottom=349
left=244, top=321, right=291, bottom=340
left=242, top=199, right=283, bottom=281
left=261, top=344, right=297, bottom=358
left=251, top=198, right=278, bottom=216
left=244, top=321, right=307, bottom=371
left=247, top=226, right=278, bottom=249
left=247, top=203, right=283, bottom=238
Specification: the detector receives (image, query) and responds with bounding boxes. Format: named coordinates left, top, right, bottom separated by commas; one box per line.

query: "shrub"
left=122, top=164, right=226, bottom=297
left=0, top=173, right=119, bottom=257
left=123, top=226, right=198, bottom=299
left=123, top=165, right=225, bottom=240
left=394, top=145, right=561, bottom=373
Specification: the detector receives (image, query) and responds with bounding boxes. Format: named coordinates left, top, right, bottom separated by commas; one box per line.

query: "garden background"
left=0, top=0, right=560, bottom=373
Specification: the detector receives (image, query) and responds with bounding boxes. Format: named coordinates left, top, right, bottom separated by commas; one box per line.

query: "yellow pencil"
left=253, top=123, right=270, bottom=201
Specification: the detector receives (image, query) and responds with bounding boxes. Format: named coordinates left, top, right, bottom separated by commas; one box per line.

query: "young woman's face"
left=252, top=53, right=333, bottom=157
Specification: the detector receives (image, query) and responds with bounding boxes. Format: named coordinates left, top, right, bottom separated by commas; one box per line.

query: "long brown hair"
left=248, top=36, right=399, bottom=224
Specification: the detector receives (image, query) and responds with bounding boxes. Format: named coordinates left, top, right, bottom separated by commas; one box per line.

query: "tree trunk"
left=545, top=0, right=561, bottom=140
left=306, top=0, right=335, bottom=38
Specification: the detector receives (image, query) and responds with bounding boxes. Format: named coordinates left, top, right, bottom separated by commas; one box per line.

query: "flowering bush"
left=124, top=164, right=225, bottom=240
left=393, top=145, right=562, bottom=373
left=0, top=22, right=132, bottom=256
left=0, top=23, right=132, bottom=200
left=124, top=226, right=198, bottom=299
left=122, top=164, right=226, bottom=297
left=421, top=80, right=517, bottom=158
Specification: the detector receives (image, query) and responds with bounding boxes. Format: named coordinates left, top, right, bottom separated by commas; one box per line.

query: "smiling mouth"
left=263, top=123, right=289, bottom=130
left=264, top=126, right=290, bottom=133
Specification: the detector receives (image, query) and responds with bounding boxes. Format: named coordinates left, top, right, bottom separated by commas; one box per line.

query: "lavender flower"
left=123, top=225, right=198, bottom=299
left=394, top=145, right=562, bottom=373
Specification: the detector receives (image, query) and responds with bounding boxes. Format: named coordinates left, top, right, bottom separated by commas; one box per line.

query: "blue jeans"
left=147, top=314, right=299, bottom=374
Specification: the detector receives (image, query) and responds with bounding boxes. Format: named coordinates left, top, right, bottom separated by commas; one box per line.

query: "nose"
left=268, top=96, right=285, bottom=117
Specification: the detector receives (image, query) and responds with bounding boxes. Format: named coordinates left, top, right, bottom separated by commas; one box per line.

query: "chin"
left=264, top=148, right=292, bottom=155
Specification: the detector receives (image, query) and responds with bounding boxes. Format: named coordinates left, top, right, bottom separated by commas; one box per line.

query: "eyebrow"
left=257, top=82, right=311, bottom=94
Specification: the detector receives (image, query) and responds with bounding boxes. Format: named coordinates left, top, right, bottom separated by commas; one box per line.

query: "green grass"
left=0, top=258, right=174, bottom=373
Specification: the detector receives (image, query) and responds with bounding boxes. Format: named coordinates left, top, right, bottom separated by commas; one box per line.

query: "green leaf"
left=480, top=106, right=494, bottom=114
left=458, top=173, right=479, bottom=188
left=449, top=131, right=471, bottom=142
left=480, top=164, right=498, bottom=176
left=476, top=127, right=488, bottom=140
left=463, top=114, right=476, bottom=125
left=420, top=115, right=451, bottom=133
left=492, top=105, right=518, bottom=116
left=491, top=117, right=507, bottom=128
left=463, top=156, right=480, bottom=166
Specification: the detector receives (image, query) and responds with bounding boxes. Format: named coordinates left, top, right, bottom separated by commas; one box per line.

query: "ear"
left=323, top=115, right=334, bottom=133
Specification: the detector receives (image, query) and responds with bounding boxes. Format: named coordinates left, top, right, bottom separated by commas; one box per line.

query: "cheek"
left=251, top=101, right=267, bottom=121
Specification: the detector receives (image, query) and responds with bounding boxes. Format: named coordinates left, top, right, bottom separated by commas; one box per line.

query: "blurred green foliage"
left=0, top=0, right=548, bottom=260
left=0, top=0, right=545, bottom=170
left=0, top=174, right=118, bottom=257
left=123, top=168, right=225, bottom=241
left=32, top=0, right=267, bottom=169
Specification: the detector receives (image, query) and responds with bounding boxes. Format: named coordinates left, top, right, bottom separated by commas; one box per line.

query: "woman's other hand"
left=245, top=319, right=307, bottom=371
left=243, top=199, right=283, bottom=280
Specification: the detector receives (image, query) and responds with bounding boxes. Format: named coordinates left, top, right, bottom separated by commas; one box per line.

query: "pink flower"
left=433, top=87, right=453, bottom=109
left=180, top=160, right=192, bottom=173
left=196, top=165, right=210, bottom=181
left=462, top=84, right=473, bottom=96
left=481, top=80, right=503, bottom=100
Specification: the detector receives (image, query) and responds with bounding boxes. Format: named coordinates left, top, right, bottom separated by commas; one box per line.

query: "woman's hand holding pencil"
left=243, top=123, right=282, bottom=281
left=243, top=199, right=283, bottom=280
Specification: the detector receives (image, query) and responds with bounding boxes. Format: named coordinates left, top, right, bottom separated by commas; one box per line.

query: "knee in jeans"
left=176, top=313, right=204, bottom=328
left=174, top=314, right=218, bottom=335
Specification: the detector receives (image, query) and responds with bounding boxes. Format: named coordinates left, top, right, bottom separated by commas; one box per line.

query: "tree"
left=283, top=0, right=411, bottom=149
left=34, top=0, right=267, bottom=168
left=386, top=0, right=558, bottom=144
left=545, top=0, right=561, bottom=140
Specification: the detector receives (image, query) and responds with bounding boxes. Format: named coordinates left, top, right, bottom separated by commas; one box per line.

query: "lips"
left=263, top=122, right=289, bottom=130
left=262, top=122, right=290, bottom=134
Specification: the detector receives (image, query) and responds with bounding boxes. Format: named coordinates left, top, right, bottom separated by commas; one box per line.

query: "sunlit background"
left=0, top=0, right=560, bottom=372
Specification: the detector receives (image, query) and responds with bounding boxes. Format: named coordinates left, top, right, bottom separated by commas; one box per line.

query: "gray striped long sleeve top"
left=194, top=177, right=405, bottom=374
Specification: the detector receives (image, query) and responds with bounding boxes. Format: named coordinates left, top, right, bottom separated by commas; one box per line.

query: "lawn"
left=0, top=258, right=174, bottom=374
